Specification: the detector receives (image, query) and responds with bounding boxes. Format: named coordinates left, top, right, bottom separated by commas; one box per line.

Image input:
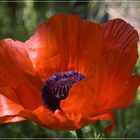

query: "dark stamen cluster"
left=42, top=71, right=84, bottom=112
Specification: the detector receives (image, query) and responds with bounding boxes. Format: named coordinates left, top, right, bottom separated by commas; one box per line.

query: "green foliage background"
left=0, top=1, right=140, bottom=139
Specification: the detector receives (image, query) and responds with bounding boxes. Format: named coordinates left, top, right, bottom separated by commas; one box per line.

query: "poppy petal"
left=19, top=106, right=83, bottom=130
left=101, top=19, right=139, bottom=110
left=0, top=39, right=43, bottom=91
left=0, top=94, right=23, bottom=117
left=104, top=75, right=140, bottom=110
left=20, top=106, right=85, bottom=130
left=20, top=107, right=64, bottom=130
left=19, top=105, right=115, bottom=133
left=104, top=19, right=139, bottom=50
left=0, top=44, right=43, bottom=110
left=60, top=71, right=97, bottom=116
left=25, top=14, right=103, bottom=80
left=0, top=116, right=25, bottom=124
left=61, top=18, right=139, bottom=116
left=0, top=39, right=35, bottom=75
left=88, top=112, right=116, bottom=134
left=60, top=64, right=111, bottom=116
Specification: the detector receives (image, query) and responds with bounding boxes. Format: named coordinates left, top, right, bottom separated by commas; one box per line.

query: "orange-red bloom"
left=0, top=14, right=140, bottom=133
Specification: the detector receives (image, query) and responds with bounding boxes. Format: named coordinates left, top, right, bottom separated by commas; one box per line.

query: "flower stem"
left=117, top=110, right=125, bottom=130
left=75, top=129, right=85, bottom=140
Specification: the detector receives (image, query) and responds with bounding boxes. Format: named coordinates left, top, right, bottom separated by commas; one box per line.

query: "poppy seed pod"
left=0, top=14, right=140, bottom=134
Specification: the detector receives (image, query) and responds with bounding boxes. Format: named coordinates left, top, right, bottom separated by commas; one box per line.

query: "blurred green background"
left=0, top=1, right=140, bottom=139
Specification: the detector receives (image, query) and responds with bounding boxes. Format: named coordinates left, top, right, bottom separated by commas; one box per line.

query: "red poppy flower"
left=0, top=14, right=140, bottom=133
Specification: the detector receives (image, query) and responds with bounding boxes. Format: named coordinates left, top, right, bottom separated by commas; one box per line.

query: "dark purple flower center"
left=42, top=71, right=84, bottom=112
